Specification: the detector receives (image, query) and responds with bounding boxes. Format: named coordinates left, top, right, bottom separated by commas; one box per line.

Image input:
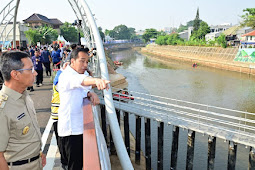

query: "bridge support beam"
left=157, top=122, right=164, bottom=170
left=124, top=112, right=130, bottom=156
left=249, top=147, right=255, bottom=170
left=227, top=141, right=237, bottom=170
left=135, top=116, right=141, bottom=164
left=208, top=136, right=216, bottom=170
left=170, top=126, right=180, bottom=170
left=186, top=130, right=196, bottom=170
left=145, top=118, right=151, bottom=170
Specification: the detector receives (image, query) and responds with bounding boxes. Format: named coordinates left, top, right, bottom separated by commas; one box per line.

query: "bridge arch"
left=0, top=0, right=133, bottom=169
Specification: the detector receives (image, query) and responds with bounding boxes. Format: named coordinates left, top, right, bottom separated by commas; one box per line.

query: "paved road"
left=29, top=75, right=52, bottom=134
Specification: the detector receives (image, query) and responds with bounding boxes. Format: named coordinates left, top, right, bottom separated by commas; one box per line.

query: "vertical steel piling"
left=157, top=122, right=164, bottom=170
left=135, top=116, right=141, bottom=164
left=124, top=111, right=130, bottom=156
left=145, top=118, right=151, bottom=170
left=208, top=136, right=216, bottom=170
left=249, top=147, right=255, bottom=170
left=100, top=105, right=107, bottom=142
left=227, top=141, right=237, bottom=170
left=170, top=126, right=180, bottom=170
left=186, top=130, right=196, bottom=170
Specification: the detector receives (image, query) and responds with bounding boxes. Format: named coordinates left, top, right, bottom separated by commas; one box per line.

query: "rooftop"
left=23, top=13, right=63, bottom=26
left=242, top=30, right=255, bottom=37
left=222, top=25, right=240, bottom=36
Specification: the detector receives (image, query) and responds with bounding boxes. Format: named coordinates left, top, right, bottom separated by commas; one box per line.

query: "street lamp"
left=72, top=20, right=82, bottom=45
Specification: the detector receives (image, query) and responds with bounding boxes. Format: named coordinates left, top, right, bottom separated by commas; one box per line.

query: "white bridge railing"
left=104, top=88, right=255, bottom=148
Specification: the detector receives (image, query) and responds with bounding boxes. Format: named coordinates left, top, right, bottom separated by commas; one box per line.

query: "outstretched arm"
left=81, top=77, right=110, bottom=90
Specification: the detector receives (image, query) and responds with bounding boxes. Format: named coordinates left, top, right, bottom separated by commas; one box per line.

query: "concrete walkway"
left=30, top=72, right=145, bottom=169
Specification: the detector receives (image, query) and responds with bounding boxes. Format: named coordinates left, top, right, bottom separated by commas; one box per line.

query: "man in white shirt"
left=58, top=48, right=109, bottom=170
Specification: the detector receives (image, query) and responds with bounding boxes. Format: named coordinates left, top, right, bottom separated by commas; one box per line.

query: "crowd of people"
left=0, top=43, right=109, bottom=170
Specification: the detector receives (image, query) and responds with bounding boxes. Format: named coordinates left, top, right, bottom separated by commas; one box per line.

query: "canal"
left=109, top=49, right=254, bottom=170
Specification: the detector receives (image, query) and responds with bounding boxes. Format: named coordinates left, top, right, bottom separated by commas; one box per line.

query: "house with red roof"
left=241, top=30, right=255, bottom=47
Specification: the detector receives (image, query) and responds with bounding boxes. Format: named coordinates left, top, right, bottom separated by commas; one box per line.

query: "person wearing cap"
left=58, top=48, right=110, bottom=170
left=0, top=51, right=46, bottom=170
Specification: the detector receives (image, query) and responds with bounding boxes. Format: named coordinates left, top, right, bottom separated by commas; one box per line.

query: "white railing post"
left=13, top=0, right=20, bottom=48
left=78, top=0, right=134, bottom=169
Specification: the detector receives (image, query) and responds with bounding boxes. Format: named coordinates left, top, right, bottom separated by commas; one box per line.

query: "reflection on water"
left=143, top=57, right=176, bottom=70
left=110, top=49, right=255, bottom=113
left=109, top=49, right=254, bottom=170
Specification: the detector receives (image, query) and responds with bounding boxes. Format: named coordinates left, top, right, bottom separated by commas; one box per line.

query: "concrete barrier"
left=141, top=45, right=255, bottom=76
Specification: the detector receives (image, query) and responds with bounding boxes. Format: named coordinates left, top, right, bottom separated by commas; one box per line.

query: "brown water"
left=110, top=49, right=254, bottom=170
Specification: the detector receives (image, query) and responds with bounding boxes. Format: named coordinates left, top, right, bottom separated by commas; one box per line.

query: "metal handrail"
left=92, top=105, right=111, bottom=170
left=100, top=89, right=255, bottom=148
left=129, top=90, right=255, bottom=116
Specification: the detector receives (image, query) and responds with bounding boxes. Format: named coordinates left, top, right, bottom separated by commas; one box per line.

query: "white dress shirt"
left=58, top=65, right=91, bottom=137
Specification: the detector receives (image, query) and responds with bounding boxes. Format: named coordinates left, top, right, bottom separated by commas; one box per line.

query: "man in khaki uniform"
left=0, top=51, right=46, bottom=170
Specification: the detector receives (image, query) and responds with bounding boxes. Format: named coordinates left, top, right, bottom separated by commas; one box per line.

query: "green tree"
left=98, top=27, right=105, bottom=41
left=38, top=26, right=58, bottom=44
left=25, top=26, right=58, bottom=45
left=112, top=25, right=131, bottom=39
left=142, top=28, right=158, bottom=43
left=155, top=35, right=168, bottom=45
left=130, top=34, right=141, bottom=42
left=108, top=30, right=117, bottom=39
left=193, top=8, right=200, bottom=31
left=191, top=21, right=210, bottom=40
left=158, top=31, right=167, bottom=36
left=60, top=22, right=78, bottom=42
left=216, top=34, right=227, bottom=48
left=177, top=24, right=188, bottom=33
left=166, top=33, right=183, bottom=45
left=241, top=8, right=255, bottom=29
left=196, top=21, right=210, bottom=39
left=25, top=28, right=42, bottom=45
left=128, top=27, right=136, bottom=36
left=105, top=29, right=110, bottom=36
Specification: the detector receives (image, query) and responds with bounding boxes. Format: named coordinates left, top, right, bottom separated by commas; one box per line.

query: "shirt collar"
left=2, top=84, right=27, bottom=101
left=65, top=65, right=79, bottom=75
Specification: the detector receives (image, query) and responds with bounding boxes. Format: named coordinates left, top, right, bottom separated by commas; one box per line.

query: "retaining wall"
left=141, top=45, right=255, bottom=75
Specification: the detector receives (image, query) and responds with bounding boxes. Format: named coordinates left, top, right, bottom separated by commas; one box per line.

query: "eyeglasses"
left=16, top=67, right=35, bottom=73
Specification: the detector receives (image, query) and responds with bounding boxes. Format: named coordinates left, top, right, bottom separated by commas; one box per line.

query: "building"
left=222, top=25, right=240, bottom=46
left=104, top=35, right=114, bottom=43
left=205, top=23, right=232, bottom=41
left=178, top=27, right=193, bottom=41
left=23, top=13, right=63, bottom=29
left=236, top=27, right=253, bottom=41
left=240, top=30, right=255, bottom=48
left=205, top=32, right=221, bottom=41
left=160, top=27, right=177, bottom=34
left=0, top=22, right=29, bottom=48
left=210, top=23, right=232, bottom=33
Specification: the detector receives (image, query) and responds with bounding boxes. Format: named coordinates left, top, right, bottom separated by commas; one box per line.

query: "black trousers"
left=53, top=62, right=60, bottom=69
left=59, top=135, right=83, bottom=170
left=53, top=122, right=67, bottom=165
left=35, top=70, right=43, bottom=85
left=43, top=62, right=51, bottom=76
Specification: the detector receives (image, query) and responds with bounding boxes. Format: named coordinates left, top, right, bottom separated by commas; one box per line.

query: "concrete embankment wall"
left=141, top=45, right=255, bottom=75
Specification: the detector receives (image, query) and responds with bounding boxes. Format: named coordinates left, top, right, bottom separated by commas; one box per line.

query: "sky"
left=2, top=0, right=255, bottom=31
